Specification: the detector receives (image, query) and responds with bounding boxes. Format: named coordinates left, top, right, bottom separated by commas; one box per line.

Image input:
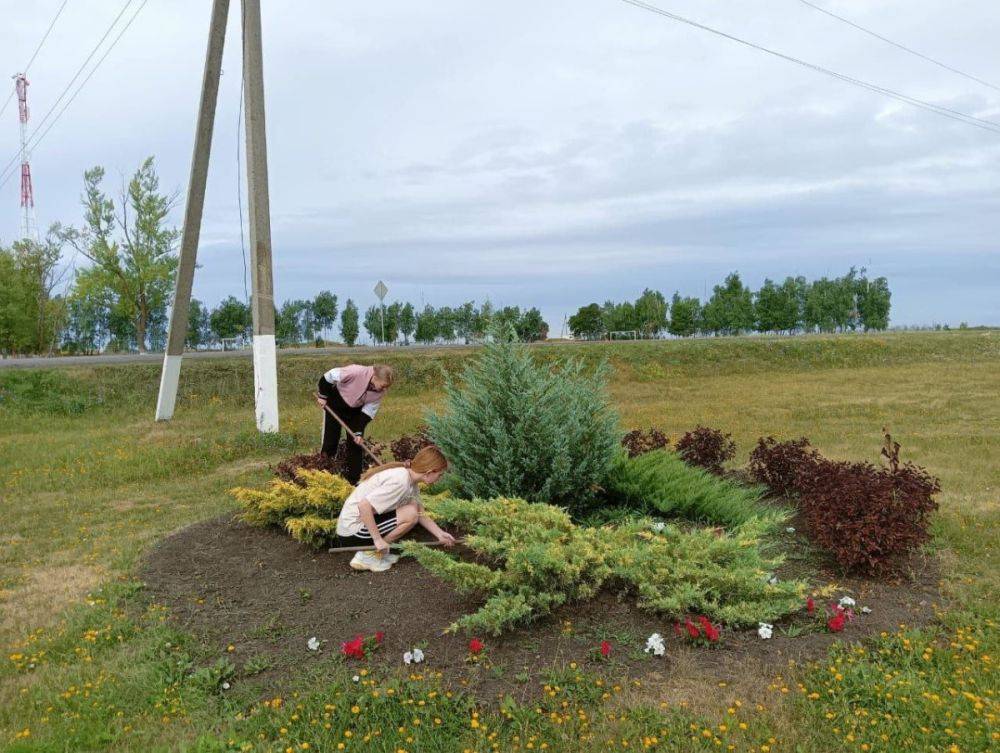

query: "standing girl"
left=316, top=363, right=393, bottom=484
left=335, top=446, right=455, bottom=572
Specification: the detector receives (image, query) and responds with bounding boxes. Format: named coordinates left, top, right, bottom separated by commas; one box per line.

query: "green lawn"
left=1, top=331, right=997, bottom=752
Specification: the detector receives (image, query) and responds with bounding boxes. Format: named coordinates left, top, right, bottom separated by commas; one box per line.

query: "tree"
left=474, top=300, right=494, bottom=339
left=311, top=291, right=338, bottom=341
left=668, top=293, right=700, bottom=337
left=702, top=272, right=754, bottom=335
left=0, top=236, right=67, bottom=355
left=0, top=247, right=34, bottom=355
left=363, top=304, right=383, bottom=344
left=57, top=157, right=179, bottom=352
left=276, top=300, right=308, bottom=344
left=754, top=278, right=798, bottom=334
left=340, top=299, right=359, bottom=345
left=210, top=296, right=251, bottom=340
left=186, top=299, right=210, bottom=349
left=61, top=288, right=106, bottom=354
left=436, top=306, right=457, bottom=342
left=857, top=274, right=891, bottom=331
left=384, top=302, right=401, bottom=344
left=634, top=288, right=668, bottom=337
left=415, top=304, right=437, bottom=343
left=454, top=301, right=476, bottom=344
left=569, top=303, right=604, bottom=339
left=398, top=302, right=416, bottom=345
left=517, top=307, right=548, bottom=342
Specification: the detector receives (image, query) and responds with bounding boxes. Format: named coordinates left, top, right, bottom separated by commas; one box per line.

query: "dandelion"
left=352, top=675, right=360, bottom=683
left=307, top=637, right=321, bottom=652
left=644, top=633, right=665, bottom=656
left=403, top=648, right=425, bottom=665
left=758, top=623, right=773, bottom=640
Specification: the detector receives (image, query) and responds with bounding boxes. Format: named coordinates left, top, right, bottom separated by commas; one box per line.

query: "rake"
left=315, top=392, right=386, bottom=465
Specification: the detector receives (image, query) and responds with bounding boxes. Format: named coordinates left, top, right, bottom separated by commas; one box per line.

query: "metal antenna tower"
left=14, top=73, right=39, bottom=241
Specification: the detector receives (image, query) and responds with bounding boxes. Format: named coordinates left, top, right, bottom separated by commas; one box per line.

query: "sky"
left=1, top=0, right=998, bottom=337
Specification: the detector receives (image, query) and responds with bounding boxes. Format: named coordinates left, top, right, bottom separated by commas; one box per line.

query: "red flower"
left=806, top=597, right=815, bottom=614
left=827, top=612, right=846, bottom=633
left=468, top=638, right=484, bottom=654
left=341, top=634, right=365, bottom=659
left=375, top=631, right=385, bottom=644
left=684, top=618, right=700, bottom=639
left=600, top=640, right=612, bottom=657
left=697, top=615, right=720, bottom=643
left=673, top=622, right=682, bottom=636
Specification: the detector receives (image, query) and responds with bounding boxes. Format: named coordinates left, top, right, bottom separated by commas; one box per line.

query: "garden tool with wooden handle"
left=327, top=539, right=464, bottom=554
left=314, top=392, right=385, bottom=465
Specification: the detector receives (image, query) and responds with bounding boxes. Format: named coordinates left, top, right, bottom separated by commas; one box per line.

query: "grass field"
left=1, top=331, right=997, bottom=752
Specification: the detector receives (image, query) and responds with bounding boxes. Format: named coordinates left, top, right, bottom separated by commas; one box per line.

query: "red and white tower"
left=14, top=73, right=38, bottom=242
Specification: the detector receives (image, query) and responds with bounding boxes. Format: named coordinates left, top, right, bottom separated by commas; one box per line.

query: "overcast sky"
left=2, top=0, right=998, bottom=335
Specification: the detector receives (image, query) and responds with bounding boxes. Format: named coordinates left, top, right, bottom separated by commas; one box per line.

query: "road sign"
left=374, top=280, right=388, bottom=301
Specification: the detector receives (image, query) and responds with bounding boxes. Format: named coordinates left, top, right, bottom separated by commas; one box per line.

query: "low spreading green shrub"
left=231, top=470, right=353, bottom=546
left=403, top=496, right=804, bottom=635
left=427, top=327, right=619, bottom=515
left=605, top=450, right=781, bottom=528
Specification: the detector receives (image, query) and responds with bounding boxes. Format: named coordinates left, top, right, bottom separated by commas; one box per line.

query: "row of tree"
left=568, top=270, right=891, bottom=339
left=0, top=156, right=892, bottom=356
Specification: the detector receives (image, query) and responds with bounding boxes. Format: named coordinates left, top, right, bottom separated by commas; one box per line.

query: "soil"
left=141, top=514, right=942, bottom=704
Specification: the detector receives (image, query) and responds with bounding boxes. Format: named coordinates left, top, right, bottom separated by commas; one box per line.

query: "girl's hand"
left=373, top=537, right=390, bottom=554
left=436, top=532, right=456, bottom=547
left=315, top=395, right=327, bottom=408
left=352, top=432, right=364, bottom=446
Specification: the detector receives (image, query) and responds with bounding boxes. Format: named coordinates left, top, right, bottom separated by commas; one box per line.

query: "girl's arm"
left=357, top=499, right=389, bottom=553
left=417, top=504, right=456, bottom=546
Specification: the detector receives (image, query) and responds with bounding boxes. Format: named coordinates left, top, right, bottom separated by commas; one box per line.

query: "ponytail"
left=360, top=445, right=448, bottom=482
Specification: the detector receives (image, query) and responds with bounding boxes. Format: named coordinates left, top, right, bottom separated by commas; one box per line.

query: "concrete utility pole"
left=155, top=0, right=229, bottom=421
left=242, top=0, right=279, bottom=432
left=156, top=0, right=279, bottom=433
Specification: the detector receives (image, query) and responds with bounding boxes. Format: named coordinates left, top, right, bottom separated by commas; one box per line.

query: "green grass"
left=1, top=330, right=998, bottom=751
left=605, top=450, right=778, bottom=527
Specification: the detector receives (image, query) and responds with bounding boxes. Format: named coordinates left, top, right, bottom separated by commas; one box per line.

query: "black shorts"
left=335, top=510, right=398, bottom=547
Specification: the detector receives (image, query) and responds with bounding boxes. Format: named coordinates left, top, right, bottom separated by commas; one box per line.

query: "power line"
left=0, top=0, right=149, bottom=190
left=796, top=0, right=1000, bottom=93
left=0, top=0, right=71, bottom=121
left=618, top=0, right=1000, bottom=135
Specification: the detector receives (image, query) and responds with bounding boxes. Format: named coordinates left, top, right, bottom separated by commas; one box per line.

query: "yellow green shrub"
left=285, top=515, right=339, bottom=548
left=231, top=469, right=353, bottom=528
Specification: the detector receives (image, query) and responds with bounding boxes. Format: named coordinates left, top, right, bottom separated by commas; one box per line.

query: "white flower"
left=352, top=675, right=360, bottom=683
left=767, top=575, right=780, bottom=585
left=785, top=526, right=796, bottom=533
left=221, top=681, right=230, bottom=690
left=651, top=521, right=666, bottom=533
left=838, top=596, right=856, bottom=609
left=644, top=633, right=666, bottom=656
left=403, top=648, right=425, bottom=665
left=860, top=606, right=872, bottom=615
left=758, top=622, right=773, bottom=640
left=306, top=636, right=320, bottom=651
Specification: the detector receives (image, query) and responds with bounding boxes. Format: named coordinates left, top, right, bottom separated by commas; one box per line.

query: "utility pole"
left=156, top=0, right=279, bottom=433
left=155, top=0, right=229, bottom=422
left=242, top=0, right=279, bottom=431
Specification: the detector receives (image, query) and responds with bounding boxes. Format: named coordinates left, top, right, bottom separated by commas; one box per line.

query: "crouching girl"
left=335, top=446, right=456, bottom=572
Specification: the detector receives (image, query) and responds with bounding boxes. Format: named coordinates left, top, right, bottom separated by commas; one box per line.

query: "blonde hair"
left=360, top=445, right=448, bottom=482
left=373, top=364, right=394, bottom=387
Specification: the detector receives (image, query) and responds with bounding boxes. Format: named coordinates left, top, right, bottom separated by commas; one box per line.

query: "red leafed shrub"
left=390, top=426, right=434, bottom=463
left=621, top=428, right=670, bottom=458
left=675, top=426, right=736, bottom=475
left=796, top=431, right=940, bottom=574
left=273, top=441, right=387, bottom=486
left=747, top=436, right=822, bottom=496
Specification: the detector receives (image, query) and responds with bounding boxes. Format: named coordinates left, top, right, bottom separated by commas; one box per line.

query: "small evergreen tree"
left=427, top=326, right=619, bottom=513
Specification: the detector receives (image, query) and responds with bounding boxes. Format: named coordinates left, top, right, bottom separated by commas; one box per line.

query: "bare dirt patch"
left=141, top=515, right=940, bottom=704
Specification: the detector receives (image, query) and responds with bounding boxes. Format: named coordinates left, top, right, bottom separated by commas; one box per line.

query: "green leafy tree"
left=0, top=247, right=34, bottom=355
left=0, top=234, right=67, bottom=354
left=857, top=274, right=891, bottom=331
left=61, top=286, right=107, bottom=354
left=454, top=301, right=476, bottom=344
left=311, top=291, right=338, bottom=341
left=384, top=302, right=402, bottom=344
left=436, top=306, right=457, bottom=342
left=473, top=300, right=494, bottom=339
left=210, top=296, right=251, bottom=340
left=601, top=300, right=637, bottom=334
left=186, top=298, right=211, bottom=349
left=667, top=293, right=700, bottom=337
left=569, top=303, right=604, bottom=339
left=415, top=304, right=438, bottom=343
left=398, top=302, right=416, bottom=345
left=517, top=307, right=548, bottom=342
left=339, top=299, right=359, bottom=345
left=427, top=326, right=620, bottom=511
left=56, top=157, right=179, bottom=352
left=702, top=272, right=754, bottom=335
left=634, top=288, right=668, bottom=337
left=276, top=300, right=309, bottom=345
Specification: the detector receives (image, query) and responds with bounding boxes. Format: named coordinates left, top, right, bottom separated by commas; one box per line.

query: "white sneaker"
left=350, top=551, right=392, bottom=572
left=383, top=552, right=401, bottom=565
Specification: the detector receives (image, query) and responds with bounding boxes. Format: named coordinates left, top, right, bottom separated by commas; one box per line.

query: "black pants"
left=319, top=381, right=370, bottom=484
